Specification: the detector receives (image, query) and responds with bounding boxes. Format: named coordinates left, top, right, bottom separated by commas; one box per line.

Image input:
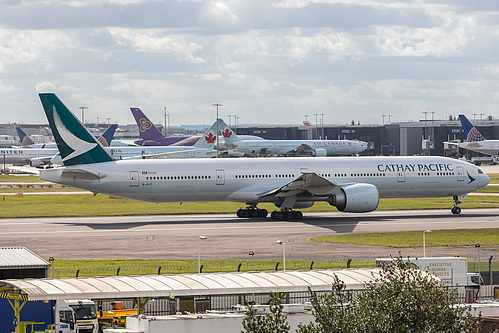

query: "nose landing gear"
left=451, top=196, right=462, bottom=215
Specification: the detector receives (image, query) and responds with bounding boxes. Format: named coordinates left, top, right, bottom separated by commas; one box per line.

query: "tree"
left=297, top=258, right=482, bottom=333
left=241, top=292, right=291, bottom=333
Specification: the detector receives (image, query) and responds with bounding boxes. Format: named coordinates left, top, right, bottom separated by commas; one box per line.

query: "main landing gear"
left=270, top=209, right=303, bottom=221
left=236, top=206, right=304, bottom=220
left=236, top=207, right=268, bottom=218
left=451, top=196, right=462, bottom=215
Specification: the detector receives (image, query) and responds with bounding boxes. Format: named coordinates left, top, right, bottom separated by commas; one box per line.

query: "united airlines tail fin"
left=459, top=114, right=485, bottom=142
left=216, top=118, right=241, bottom=143
left=130, top=108, right=164, bottom=140
left=16, top=127, right=36, bottom=147
left=39, top=93, right=114, bottom=166
left=98, top=124, right=118, bottom=147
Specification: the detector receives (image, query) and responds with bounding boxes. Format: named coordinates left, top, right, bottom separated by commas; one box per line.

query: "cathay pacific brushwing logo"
left=467, top=171, right=476, bottom=184
left=53, top=106, right=97, bottom=161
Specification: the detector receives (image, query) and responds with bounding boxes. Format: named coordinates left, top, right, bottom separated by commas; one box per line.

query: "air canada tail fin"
left=216, top=118, right=241, bottom=143
left=195, top=119, right=222, bottom=149
left=459, top=114, right=485, bottom=142
left=98, top=124, right=118, bottom=147
left=39, top=93, right=114, bottom=166
left=16, top=127, right=35, bottom=147
left=130, top=108, right=164, bottom=140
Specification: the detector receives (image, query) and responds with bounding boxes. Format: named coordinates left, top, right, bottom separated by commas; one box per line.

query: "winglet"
left=130, top=108, right=164, bottom=140
left=459, top=114, right=485, bottom=142
left=39, top=93, right=114, bottom=166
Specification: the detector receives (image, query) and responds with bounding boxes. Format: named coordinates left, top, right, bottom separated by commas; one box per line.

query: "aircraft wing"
left=7, top=166, right=41, bottom=175
left=226, top=171, right=345, bottom=203
left=288, top=143, right=315, bottom=156
left=258, top=172, right=342, bottom=198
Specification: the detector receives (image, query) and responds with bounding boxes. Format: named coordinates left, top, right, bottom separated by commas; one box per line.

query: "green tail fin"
left=39, top=93, right=114, bottom=166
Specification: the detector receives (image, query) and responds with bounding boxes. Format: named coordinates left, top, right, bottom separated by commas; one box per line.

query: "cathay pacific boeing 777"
left=38, top=93, right=489, bottom=219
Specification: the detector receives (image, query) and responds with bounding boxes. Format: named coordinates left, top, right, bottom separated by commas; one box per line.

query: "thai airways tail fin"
left=98, top=124, right=118, bottom=147
left=130, top=108, right=164, bottom=140
left=16, top=127, right=36, bottom=147
left=459, top=114, right=485, bottom=142
left=38, top=93, right=114, bottom=166
left=216, top=118, right=241, bottom=143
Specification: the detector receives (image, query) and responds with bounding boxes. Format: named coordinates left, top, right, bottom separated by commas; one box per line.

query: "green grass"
left=312, top=228, right=499, bottom=248
left=0, top=174, right=44, bottom=182
left=1, top=194, right=499, bottom=218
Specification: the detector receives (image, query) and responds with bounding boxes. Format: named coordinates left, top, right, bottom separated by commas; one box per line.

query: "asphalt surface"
left=1, top=208, right=498, bottom=261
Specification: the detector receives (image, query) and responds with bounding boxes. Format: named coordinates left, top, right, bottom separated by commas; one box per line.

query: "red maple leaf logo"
left=222, top=129, right=232, bottom=138
left=205, top=133, right=216, bottom=143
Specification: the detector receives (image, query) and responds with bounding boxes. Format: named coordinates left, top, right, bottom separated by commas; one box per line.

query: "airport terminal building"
left=2, top=117, right=499, bottom=157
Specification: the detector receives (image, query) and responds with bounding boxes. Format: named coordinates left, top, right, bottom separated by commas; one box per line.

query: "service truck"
left=64, top=299, right=99, bottom=333
left=375, top=257, right=483, bottom=287
left=0, top=299, right=77, bottom=333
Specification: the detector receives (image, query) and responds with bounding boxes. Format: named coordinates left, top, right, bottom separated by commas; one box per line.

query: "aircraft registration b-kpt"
left=38, top=93, right=490, bottom=219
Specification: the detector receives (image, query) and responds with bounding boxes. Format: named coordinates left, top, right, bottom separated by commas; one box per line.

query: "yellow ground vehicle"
left=98, top=302, right=138, bottom=328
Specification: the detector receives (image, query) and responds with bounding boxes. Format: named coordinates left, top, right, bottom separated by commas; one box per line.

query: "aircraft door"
left=130, top=171, right=139, bottom=187
left=216, top=169, right=225, bottom=185
left=397, top=170, right=405, bottom=182
left=456, top=166, right=464, bottom=181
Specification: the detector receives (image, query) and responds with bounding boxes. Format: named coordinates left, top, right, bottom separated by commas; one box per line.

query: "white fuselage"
left=460, top=141, right=499, bottom=156
left=40, top=156, right=489, bottom=206
left=0, top=148, right=59, bottom=165
left=227, top=140, right=365, bottom=156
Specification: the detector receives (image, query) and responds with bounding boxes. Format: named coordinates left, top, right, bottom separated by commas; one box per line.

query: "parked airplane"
left=458, top=115, right=499, bottom=156
left=14, top=127, right=57, bottom=148
left=131, top=108, right=201, bottom=146
left=38, top=93, right=489, bottom=219
left=215, top=118, right=367, bottom=156
left=50, top=122, right=218, bottom=164
left=3, top=124, right=117, bottom=167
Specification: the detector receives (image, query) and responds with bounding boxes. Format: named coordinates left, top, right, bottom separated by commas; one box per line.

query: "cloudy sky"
left=1, top=0, right=498, bottom=128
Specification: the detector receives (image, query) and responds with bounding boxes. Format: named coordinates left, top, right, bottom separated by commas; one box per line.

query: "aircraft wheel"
left=275, top=211, right=285, bottom=221
left=294, top=211, right=303, bottom=220
left=250, top=209, right=259, bottom=217
left=241, top=210, right=250, bottom=218
left=237, top=209, right=243, bottom=218
left=285, top=211, right=294, bottom=220
left=451, top=206, right=461, bottom=215
left=258, top=209, right=268, bottom=218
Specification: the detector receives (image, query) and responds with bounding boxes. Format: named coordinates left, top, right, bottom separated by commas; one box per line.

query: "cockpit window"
left=478, top=169, right=483, bottom=174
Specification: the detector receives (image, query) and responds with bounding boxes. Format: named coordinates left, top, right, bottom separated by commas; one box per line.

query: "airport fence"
left=52, top=256, right=378, bottom=278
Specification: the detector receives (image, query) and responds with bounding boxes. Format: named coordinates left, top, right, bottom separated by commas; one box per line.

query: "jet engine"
left=312, top=148, right=327, bottom=157
left=329, top=183, right=379, bottom=213
left=29, top=159, right=44, bottom=167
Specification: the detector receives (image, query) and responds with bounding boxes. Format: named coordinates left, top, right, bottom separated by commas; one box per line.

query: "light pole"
left=382, top=114, right=386, bottom=125
left=163, top=107, right=170, bottom=136
left=78, top=106, right=88, bottom=124
left=249, top=251, right=255, bottom=271
left=423, top=230, right=431, bottom=258
left=48, top=257, right=55, bottom=278
left=422, top=111, right=428, bottom=140
left=475, top=243, right=481, bottom=277
left=313, top=114, right=318, bottom=139
left=213, top=103, right=223, bottom=157
left=198, top=236, right=207, bottom=273
left=277, top=240, right=286, bottom=271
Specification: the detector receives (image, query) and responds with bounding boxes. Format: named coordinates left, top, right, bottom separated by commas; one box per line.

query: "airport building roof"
left=0, top=268, right=381, bottom=301
left=0, top=247, right=49, bottom=269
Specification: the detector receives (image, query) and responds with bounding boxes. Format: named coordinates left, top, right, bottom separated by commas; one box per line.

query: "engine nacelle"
left=313, top=148, right=327, bottom=157
left=330, top=183, right=379, bottom=213
left=29, top=159, right=44, bottom=167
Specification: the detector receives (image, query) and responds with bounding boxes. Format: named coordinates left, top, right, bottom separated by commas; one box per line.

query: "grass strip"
left=312, top=228, right=499, bottom=248
left=1, top=194, right=499, bottom=218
